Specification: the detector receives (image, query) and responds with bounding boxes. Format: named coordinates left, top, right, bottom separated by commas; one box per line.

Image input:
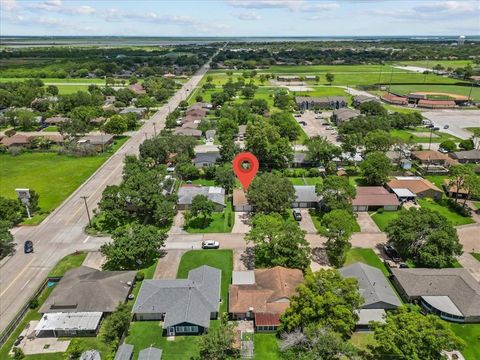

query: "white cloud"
left=374, top=1, right=480, bottom=21
left=27, top=1, right=95, bottom=16
left=104, top=9, right=195, bottom=25
left=1, top=0, right=17, bottom=11
left=234, top=11, right=263, bottom=20
left=227, top=0, right=339, bottom=12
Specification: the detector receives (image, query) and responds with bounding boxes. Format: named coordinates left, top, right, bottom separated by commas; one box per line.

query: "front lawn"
left=184, top=201, right=234, bottom=233
left=0, top=137, right=128, bottom=225
left=345, top=248, right=390, bottom=276
left=288, top=177, right=323, bottom=186
left=449, top=323, right=480, bottom=360
left=48, top=251, right=87, bottom=277
left=191, top=178, right=216, bottom=186
left=370, top=210, right=400, bottom=231
left=176, top=249, right=232, bottom=314
left=471, top=253, right=480, bottom=262
left=254, top=333, right=281, bottom=360
left=418, top=198, right=474, bottom=226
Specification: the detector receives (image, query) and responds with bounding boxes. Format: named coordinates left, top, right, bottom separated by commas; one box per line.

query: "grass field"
left=55, top=84, right=91, bottom=94
left=370, top=211, right=400, bottom=232
left=345, top=248, right=390, bottom=276
left=449, top=323, right=480, bottom=360
left=0, top=77, right=107, bottom=84
left=471, top=253, right=480, bottom=262
left=0, top=137, right=128, bottom=223
left=388, top=84, right=480, bottom=101
left=418, top=198, right=474, bottom=226
left=288, top=177, right=323, bottom=186
left=254, top=333, right=281, bottom=360
left=48, top=252, right=87, bottom=277
left=390, top=127, right=461, bottom=143
left=395, top=60, right=473, bottom=69
left=184, top=201, right=234, bottom=233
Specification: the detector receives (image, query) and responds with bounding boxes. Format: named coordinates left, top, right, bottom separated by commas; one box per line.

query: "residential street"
left=0, top=61, right=212, bottom=333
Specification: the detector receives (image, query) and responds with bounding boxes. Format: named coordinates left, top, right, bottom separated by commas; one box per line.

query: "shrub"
left=446, top=199, right=471, bottom=217
left=29, top=298, right=39, bottom=309
left=227, top=211, right=233, bottom=228
left=8, top=147, right=23, bottom=156
left=12, top=347, right=25, bottom=360
left=135, top=271, right=145, bottom=281
left=308, top=168, right=320, bottom=177
left=5, top=128, right=16, bottom=137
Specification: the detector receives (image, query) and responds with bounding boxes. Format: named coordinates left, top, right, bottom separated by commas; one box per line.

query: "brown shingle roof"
left=353, top=186, right=400, bottom=207
left=413, top=150, right=450, bottom=162
left=229, top=267, right=303, bottom=314
left=387, top=178, right=441, bottom=194
left=255, top=312, right=281, bottom=327
left=0, top=134, right=31, bottom=146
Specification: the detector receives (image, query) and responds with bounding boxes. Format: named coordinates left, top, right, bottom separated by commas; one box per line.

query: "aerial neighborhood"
left=1, top=3, right=480, bottom=360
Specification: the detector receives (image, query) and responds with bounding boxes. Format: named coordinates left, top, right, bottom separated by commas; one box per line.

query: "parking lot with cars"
left=296, top=110, right=341, bottom=145
left=423, top=110, right=480, bottom=140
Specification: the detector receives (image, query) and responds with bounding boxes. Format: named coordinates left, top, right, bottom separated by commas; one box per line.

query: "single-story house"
left=186, top=108, right=208, bottom=119
left=177, top=185, right=225, bottom=211
left=89, top=116, right=106, bottom=126
left=119, top=107, right=146, bottom=118
left=193, top=152, right=221, bottom=168
left=0, top=134, right=31, bottom=148
left=77, top=134, right=114, bottom=151
left=35, top=312, right=103, bottom=338
left=114, top=344, right=134, bottom=360
left=386, top=176, right=443, bottom=200
left=391, top=188, right=417, bottom=202
left=292, top=185, right=320, bottom=208
left=128, top=83, right=146, bottom=95
left=181, top=120, right=200, bottom=129
left=352, top=187, right=400, bottom=212
left=296, top=96, right=347, bottom=110
left=417, top=99, right=456, bottom=109
left=138, top=347, right=163, bottom=360
left=352, top=95, right=378, bottom=107
left=173, top=128, right=202, bottom=138
left=229, top=267, right=304, bottom=332
left=442, top=179, right=469, bottom=199
left=40, top=266, right=135, bottom=314
left=380, top=93, right=408, bottom=106
left=391, top=268, right=480, bottom=323
left=450, top=149, right=480, bottom=164
left=412, top=150, right=454, bottom=174
left=331, top=108, right=361, bottom=126
left=132, top=266, right=221, bottom=335
left=340, top=262, right=401, bottom=330
left=233, top=188, right=253, bottom=212
left=45, top=116, right=69, bottom=125
left=333, top=152, right=363, bottom=166
left=385, top=151, right=412, bottom=170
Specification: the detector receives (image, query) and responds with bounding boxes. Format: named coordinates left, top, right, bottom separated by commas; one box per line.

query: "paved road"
left=422, top=110, right=480, bottom=140
left=0, top=61, right=212, bottom=334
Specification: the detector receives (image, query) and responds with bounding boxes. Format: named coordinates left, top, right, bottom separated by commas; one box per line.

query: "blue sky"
left=1, top=0, right=479, bottom=37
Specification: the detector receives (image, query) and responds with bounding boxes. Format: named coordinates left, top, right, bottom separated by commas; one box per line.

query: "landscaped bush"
left=446, top=199, right=472, bottom=217
left=135, top=271, right=145, bottom=281
left=308, top=168, right=320, bottom=177
left=29, top=298, right=39, bottom=309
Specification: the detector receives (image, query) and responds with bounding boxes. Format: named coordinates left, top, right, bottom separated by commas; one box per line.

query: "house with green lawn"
left=132, top=265, right=221, bottom=336
left=177, top=185, right=226, bottom=211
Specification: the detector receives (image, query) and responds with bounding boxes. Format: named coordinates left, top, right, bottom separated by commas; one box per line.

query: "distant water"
left=1, top=35, right=479, bottom=47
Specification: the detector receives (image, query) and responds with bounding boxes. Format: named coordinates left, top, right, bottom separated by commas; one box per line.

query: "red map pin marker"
left=233, top=152, right=259, bottom=190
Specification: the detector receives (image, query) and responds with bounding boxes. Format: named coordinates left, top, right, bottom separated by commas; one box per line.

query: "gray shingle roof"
left=293, top=186, right=319, bottom=203
left=40, top=266, right=136, bottom=313
left=177, top=186, right=225, bottom=207
left=133, top=265, right=221, bottom=329
left=193, top=152, right=221, bottom=166
left=451, top=149, right=480, bottom=161
left=333, top=108, right=361, bottom=122
left=340, top=262, right=401, bottom=309
left=138, top=347, right=162, bottom=360
left=114, top=344, right=134, bottom=360
left=391, top=268, right=480, bottom=318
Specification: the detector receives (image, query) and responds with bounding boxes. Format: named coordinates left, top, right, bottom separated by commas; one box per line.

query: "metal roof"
left=340, top=262, right=401, bottom=309
left=293, top=185, right=319, bottom=203
left=391, top=188, right=417, bottom=198
left=114, top=344, right=134, bottom=360
left=138, top=347, right=163, bottom=360
left=35, top=312, right=103, bottom=332
left=422, top=296, right=463, bottom=317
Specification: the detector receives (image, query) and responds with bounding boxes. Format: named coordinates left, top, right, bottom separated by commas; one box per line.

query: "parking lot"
left=422, top=110, right=480, bottom=140
left=296, top=110, right=340, bottom=145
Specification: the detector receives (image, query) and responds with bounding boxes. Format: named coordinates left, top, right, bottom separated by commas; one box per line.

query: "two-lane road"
left=0, top=62, right=211, bottom=333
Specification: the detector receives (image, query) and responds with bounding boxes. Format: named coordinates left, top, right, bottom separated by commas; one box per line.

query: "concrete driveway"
left=168, top=212, right=187, bottom=235
left=232, top=212, right=251, bottom=234
left=423, top=110, right=480, bottom=140
left=298, top=209, right=317, bottom=234
left=82, top=251, right=105, bottom=270
left=356, top=212, right=381, bottom=233
left=153, top=250, right=185, bottom=279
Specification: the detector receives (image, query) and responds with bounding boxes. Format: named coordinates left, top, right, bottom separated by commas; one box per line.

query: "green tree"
left=247, top=173, right=295, bottom=214
left=273, top=89, right=292, bottom=110
left=318, top=175, right=356, bottom=212
left=448, top=164, right=473, bottom=204
left=46, top=85, right=59, bottom=96
left=197, top=313, right=239, bottom=360
left=358, top=101, right=387, bottom=116
left=12, top=347, right=25, bottom=360
left=459, top=138, right=474, bottom=150
left=176, top=163, right=200, bottom=180
left=370, top=306, right=465, bottom=360
left=191, top=195, right=215, bottom=225
left=215, top=165, right=236, bottom=194
left=385, top=208, right=462, bottom=268
left=0, top=196, right=24, bottom=225
left=269, top=112, right=301, bottom=141
left=100, top=302, right=131, bottom=344
left=0, top=221, right=15, bottom=260
left=462, top=173, right=480, bottom=207
left=136, top=95, right=156, bottom=112
left=100, top=223, right=166, bottom=270
left=322, top=210, right=356, bottom=267
left=306, top=136, right=341, bottom=167
left=103, top=115, right=128, bottom=135
left=280, top=269, right=363, bottom=337
left=325, top=73, right=335, bottom=84
left=246, top=213, right=311, bottom=271
left=241, top=84, right=257, bottom=99
left=439, top=139, right=456, bottom=152
left=364, top=130, right=393, bottom=153
left=219, top=137, right=240, bottom=163
left=59, top=118, right=89, bottom=139
left=360, top=151, right=391, bottom=185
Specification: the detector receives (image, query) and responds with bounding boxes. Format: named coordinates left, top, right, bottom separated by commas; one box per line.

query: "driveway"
left=82, top=251, right=105, bottom=270
left=232, top=212, right=251, bottom=234
left=298, top=209, right=317, bottom=234
left=168, top=212, right=187, bottom=235
left=153, top=250, right=185, bottom=279
left=422, top=110, right=480, bottom=140
left=356, top=212, right=381, bottom=233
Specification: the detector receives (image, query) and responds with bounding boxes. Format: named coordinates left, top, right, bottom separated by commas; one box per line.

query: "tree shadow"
left=240, top=247, right=255, bottom=270
left=186, top=216, right=213, bottom=229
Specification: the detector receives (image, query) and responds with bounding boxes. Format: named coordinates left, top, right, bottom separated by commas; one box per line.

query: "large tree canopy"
left=385, top=208, right=462, bottom=268
left=247, top=173, right=295, bottom=214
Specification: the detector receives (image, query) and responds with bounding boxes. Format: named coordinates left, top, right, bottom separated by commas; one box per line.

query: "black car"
left=383, top=244, right=401, bottom=262
left=292, top=209, right=302, bottom=221
left=14, top=336, right=24, bottom=346
left=24, top=240, right=33, bottom=254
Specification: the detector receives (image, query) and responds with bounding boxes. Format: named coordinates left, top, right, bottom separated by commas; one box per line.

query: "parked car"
left=14, top=336, right=24, bottom=346
left=438, top=147, right=449, bottom=154
left=384, top=260, right=409, bottom=272
left=201, top=240, right=220, bottom=249
left=326, top=126, right=333, bottom=130
left=383, top=244, right=401, bottom=262
left=294, top=114, right=301, bottom=118
left=24, top=240, right=33, bottom=254
left=299, top=121, right=306, bottom=126
left=292, top=209, right=302, bottom=221
left=443, top=125, right=450, bottom=129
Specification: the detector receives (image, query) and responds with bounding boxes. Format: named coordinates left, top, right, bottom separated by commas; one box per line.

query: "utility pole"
left=81, top=196, right=92, bottom=227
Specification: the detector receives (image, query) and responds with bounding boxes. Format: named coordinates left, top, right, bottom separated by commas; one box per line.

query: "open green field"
left=185, top=201, right=234, bottom=233
left=254, top=333, right=281, bottom=360
left=418, top=198, right=474, bottom=226
left=395, top=60, right=473, bottom=69
left=55, top=84, right=91, bottom=94
left=449, top=322, right=480, bottom=360
left=390, top=127, right=461, bottom=143
left=0, top=137, right=128, bottom=223
left=0, top=77, right=107, bottom=84
left=388, top=84, right=480, bottom=101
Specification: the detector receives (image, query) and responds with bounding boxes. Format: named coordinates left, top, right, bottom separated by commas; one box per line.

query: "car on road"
left=24, top=240, right=33, bottom=254
left=14, top=336, right=24, bottom=346
left=292, top=209, right=302, bottom=221
left=438, top=147, right=449, bottom=154
left=201, top=240, right=220, bottom=249
left=383, top=244, right=401, bottom=262
left=443, top=125, right=449, bottom=129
